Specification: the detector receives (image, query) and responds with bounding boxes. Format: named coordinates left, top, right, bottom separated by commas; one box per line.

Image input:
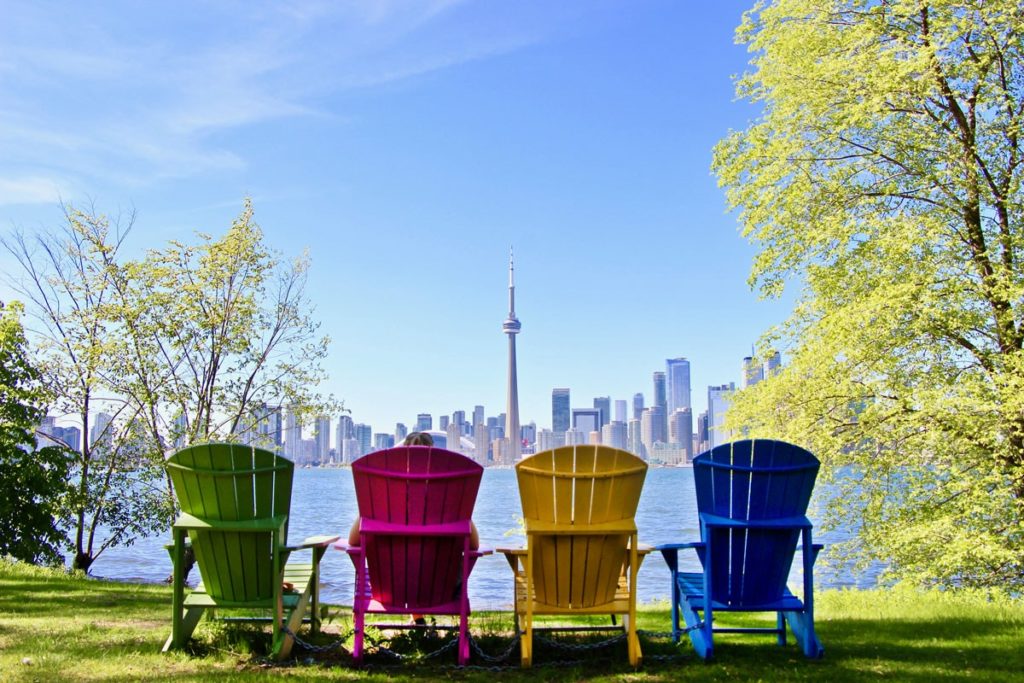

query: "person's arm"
left=470, top=521, right=480, bottom=550
left=348, top=517, right=361, bottom=546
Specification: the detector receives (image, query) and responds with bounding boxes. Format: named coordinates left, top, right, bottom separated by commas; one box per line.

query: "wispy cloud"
left=0, top=176, right=67, bottom=206
left=0, top=0, right=558, bottom=204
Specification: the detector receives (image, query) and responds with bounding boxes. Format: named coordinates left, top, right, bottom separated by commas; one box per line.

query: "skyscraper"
left=416, top=413, right=432, bottom=432
left=614, top=400, right=627, bottom=423
left=503, top=250, right=522, bottom=462
left=473, top=405, right=485, bottom=427
left=283, top=409, right=300, bottom=460
left=708, top=383, right=736, bottom=449
left=765, top=350, right=782, bottom=377
left=337, top=415, right=354, bottom=457
left=632, top=392, right=644, bottom=421
left=653, top=371, right=668, bottom=440
left=669, top=408, right=694, bottom=461
left=314, top=414, right=331, bottom=463
left=666, top=358, right=692, bottom=415
left=593, top=396, right=611, bottom=429
left=742, top=356, right=764, bottom=388
left=552, top=388, right=570, bottom=434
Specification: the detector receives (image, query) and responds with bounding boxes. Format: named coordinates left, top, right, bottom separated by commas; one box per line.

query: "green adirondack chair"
left=162, top=443, right=337, bottom=659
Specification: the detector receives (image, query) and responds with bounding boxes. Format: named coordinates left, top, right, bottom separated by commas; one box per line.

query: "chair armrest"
left=654, top=542, right=703, bottom=551
left=495, top=547, right=525, bottom=556
left=285, top=535, right=340, bottom=552
left=637, top=543, right=655, bottom=556
left=469, top=547, right=493, bottom=557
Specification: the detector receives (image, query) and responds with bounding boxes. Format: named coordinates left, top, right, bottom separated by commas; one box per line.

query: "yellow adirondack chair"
left=497, top=445, right=649, bottom=667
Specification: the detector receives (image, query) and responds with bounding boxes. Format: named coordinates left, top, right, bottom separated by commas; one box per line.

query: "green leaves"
left=0, top=302, right=71, bottom=565
left=719, top=0, right=1024, bottom=588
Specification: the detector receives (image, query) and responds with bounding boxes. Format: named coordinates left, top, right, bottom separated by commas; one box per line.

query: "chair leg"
left=353, top=608, right=365, bottom=664
left=520, top=621, right=532, bottom=668
left=784, top=611, right=824, bottom=658
left=624, top=612, right=642, bottom=667
left=777, top=611, right=787, bottom=646
left=163, top=606, right=204, bottom=652
left=683, top=603, right=712, bottom=660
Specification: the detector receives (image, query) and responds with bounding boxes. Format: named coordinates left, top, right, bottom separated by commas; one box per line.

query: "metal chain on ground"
left=468, top=632, right=520, bottom=663
left=534, top=631, right=627, bottom=653
left=637, top=620, right=706, bottom=640
left=282, top=625, right=354, bottom=654
left=361, top=627, right=461, bottom=662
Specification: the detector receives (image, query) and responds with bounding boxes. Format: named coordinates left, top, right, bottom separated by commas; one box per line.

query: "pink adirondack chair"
left=337, top=445, right=489, bottom=665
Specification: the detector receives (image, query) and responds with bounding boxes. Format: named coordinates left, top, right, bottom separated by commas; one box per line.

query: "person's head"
left=404, top=432, right=434, bottom=446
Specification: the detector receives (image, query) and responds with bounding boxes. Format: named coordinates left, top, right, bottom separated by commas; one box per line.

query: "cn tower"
left=503, top=249, right=522, bottom=462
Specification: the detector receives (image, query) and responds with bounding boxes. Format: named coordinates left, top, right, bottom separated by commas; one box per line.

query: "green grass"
left=1, top=559, right=1023, bottom=681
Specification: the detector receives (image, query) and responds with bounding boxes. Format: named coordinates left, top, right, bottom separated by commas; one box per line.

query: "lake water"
left=88, top=467, right=879, bottom=609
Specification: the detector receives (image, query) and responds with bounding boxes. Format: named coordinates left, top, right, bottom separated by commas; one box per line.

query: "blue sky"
left=0, top=0, right=793, bottom=435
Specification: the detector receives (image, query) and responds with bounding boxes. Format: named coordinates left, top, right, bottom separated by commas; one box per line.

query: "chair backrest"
left=352, top=446, right=483, bottom=609
left=693, top=439, right=819, bottom=606
left=516, top=445, right=647, bottom=608
left=166, top=442, right=294, bottom=603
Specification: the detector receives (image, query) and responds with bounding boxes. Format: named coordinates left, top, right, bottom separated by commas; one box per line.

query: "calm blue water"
left=89, top=467, right=878, bottom=609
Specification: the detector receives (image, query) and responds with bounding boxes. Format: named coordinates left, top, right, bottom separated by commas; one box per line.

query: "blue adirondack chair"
left=657, top=439, right=824, bottom=660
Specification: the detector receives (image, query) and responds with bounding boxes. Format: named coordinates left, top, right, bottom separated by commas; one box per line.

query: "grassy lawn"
left=1, top=559, right=1023, bottom=681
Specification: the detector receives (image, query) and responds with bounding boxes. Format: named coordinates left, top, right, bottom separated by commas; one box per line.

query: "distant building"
left=765, top=350, right=782, bottom=377
left=416, top=413, right=432, bottom=432
left=707, top=383, right=736, bottom=449
left=537, top=428, right=557, bottom=452
left=652, top=371, right=668, bottom=438
left=572, top=408, right=601, bottom=438
left=373, top=433, right=394, bottom=452
left=614, top=400, right=627, bottom=423
left=627, top=418, right=643, bottom=458
left=283, top=409, right=301, bottom=461
left=552, top=388, right=570, bottom=433
left=439, top=415, right=450, bottom=431
left=742, top=356, right=764, bottom=388
left=593, top=396, right=611, bottom=429
left=641, top=405, right=666, bottom=459
left=474, top=423, right=489, bottom=465
left=632, top=393, right=644, bottom=421
left=669, top=408, right=694, bottom=461
left=342, top=438, right=360, bottom=464
left=314, top=415, right=331, bottom=462
left=355, top=423, right=373, bottom=457
left=473, top=405, right=485, bottom=427
left=395, top=422, right=408, bottom=443
left=446, top=422, right=462, bottom=453
left=91, top=412, right=113, bottom=449
left=336, top=415, right=354, bottom=456
left=603, top=421, right=627, bottom=450
left=666, top=358, right=692, bottom=415
left=564, top=427, right=585, bottom=446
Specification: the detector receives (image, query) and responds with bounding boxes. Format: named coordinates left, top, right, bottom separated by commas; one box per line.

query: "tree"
left=714, top=0, right=1024, bottom=588
left=3, top=201, right=336, bottom=572
left=0, top=301, right=71, bottom=565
